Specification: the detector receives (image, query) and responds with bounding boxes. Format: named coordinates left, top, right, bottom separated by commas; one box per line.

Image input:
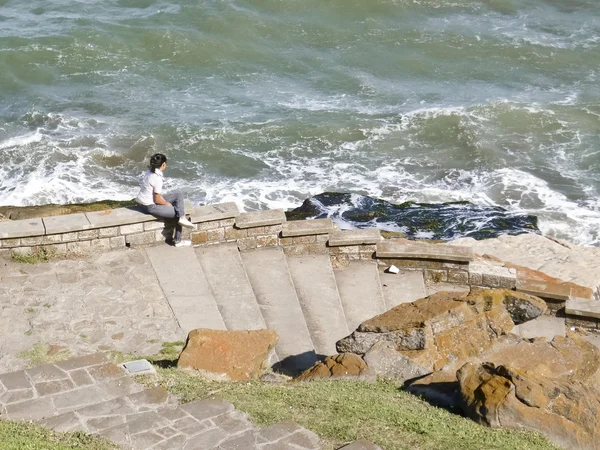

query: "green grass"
left=17, top=343, right=71, bottom=368
left=136, top=355, right=559, bottom=450
left=0, top=420, right=117, bottom=450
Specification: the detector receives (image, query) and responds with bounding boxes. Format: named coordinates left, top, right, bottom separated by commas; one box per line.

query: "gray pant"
left=143, top=191, right=185, bottom=242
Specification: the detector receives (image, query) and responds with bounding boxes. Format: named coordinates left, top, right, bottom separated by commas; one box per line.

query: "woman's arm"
left=153, top=192, right=171, bottom=206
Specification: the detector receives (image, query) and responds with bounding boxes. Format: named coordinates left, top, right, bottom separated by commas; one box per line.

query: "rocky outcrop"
left=407, top=333, right=600, bottom=409
left=294, top=353, right=374, bottom=382
left=177, top=329, right=278, bottom=381
left=458, top=361, right=600, bottom=450
left=336, top=289, right=546, bottom=381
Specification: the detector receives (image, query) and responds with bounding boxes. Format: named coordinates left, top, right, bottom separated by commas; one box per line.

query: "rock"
left=336, top=289, right=546, bottom=381
left=458, top=361, right=600, bottom=450
left=408, top=333, right=600, bottom=410
left=177, top=329, right=278, bottom=381
left=294, top=353, right=374, bottom=382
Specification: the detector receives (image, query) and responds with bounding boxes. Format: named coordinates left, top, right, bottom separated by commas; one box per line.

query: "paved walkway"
left=0, top=249, right=185, bottom=373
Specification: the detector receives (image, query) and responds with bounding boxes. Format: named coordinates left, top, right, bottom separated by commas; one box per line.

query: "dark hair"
left=149, top=153, right=167, bottom=173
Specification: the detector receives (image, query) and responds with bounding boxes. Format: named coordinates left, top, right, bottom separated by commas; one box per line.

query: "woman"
left=136, top=153, right=195, bottom=247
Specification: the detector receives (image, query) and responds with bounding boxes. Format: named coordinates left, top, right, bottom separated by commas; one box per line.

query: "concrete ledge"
left=281, top=219, right=333, bottom=237
left=43, top=213, right=91, bottom=234
left=235, top=209, right=286, bottom=229
left=516, top=278, right=571, bottom=300
left=191, top=202, right=239, bottom=223
left=0, top=218, right=45, bottom=239
left=86, top=207, right=154, bottom=228
left=328, top=229, right=382, bottom=247
left=376, top=241, right=473, bottom=262
left=469, top=263, right=516, bottom=289
left=565, top=297, right=600, bottom=319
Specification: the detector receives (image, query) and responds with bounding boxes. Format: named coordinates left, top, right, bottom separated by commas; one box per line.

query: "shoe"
left=174, top=240, right=192, bottom=248
left=178, top=217, right=195, bottom=229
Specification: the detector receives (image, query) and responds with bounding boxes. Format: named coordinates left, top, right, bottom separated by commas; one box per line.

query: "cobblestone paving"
left=0, top=249, right=185, bottom=373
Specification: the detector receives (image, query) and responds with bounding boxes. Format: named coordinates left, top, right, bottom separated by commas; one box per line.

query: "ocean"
left=0, top=0, right=598, bottom=245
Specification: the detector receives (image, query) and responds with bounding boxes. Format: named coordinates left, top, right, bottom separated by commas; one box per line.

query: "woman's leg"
left=161, top=192, right=185, bottom=242
left=146, top=204, right=182, bottom=243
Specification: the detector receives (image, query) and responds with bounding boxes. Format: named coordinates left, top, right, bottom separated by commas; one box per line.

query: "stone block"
left=42, top=234, right=62, bottom=244
left=469, top=263, right=516, bottom=289
left=66, top=240, right=91, bottom=253
left=448, top=270, right=469, bottom=285
left=337, top=245, right=359, bottom=255
left=238, top=237, right=257, bottom=251
left=98, top=227, right=119, bottom=238
left=424, top=269, right=448, bottom=283
left=338, top=439, right=383, bottom=450
left=0, top=238, right=20, bottom=248
left=90, top=238, right=111, bottom=251
left=44, top=213, right=91, bottom=234
left=565, top=315, right=599, bottom=330
left=86, top=207, right=154, bottom=228
left=20, top=236, right=43, bottom=246
left=246, top=226, right=267, bottom=236
left=55, top=353, right=108, bottom=371
left=119, top=223, right=144, bottom=235
left=4, top=396, right=56, bottom=421
left=469, top=272, right=483, bottom=285
left=191, top=231, right=207, bottom=245
left=61, top=232, right=79, bottom=242
left=376, top=241, right=473, bottom=262
left=264, top=224, right=283, bottom=234
left=257, top=235, right=278, bottom=248
left=565, top=297, right=600, bottom=320
left=12, top=246, right=32, bottom=255
left=328, top=229, right=382, bottom=246
left=207, top=227, right=225, bottom=242
left=47, top=243, right=68, bottom=254
left=281, top=219, right=334, bottom=237
left=110, top=236, right=126, bottom=249
left=0, top=217, right=44, bottom=239
left=78, top=229, right=99, bottom=240
left=196, top=220, right=221, bottom=231
left=190, top=202, right=240, bottom=223
left=283, top=243, right=328, bottom=257
left=235, top=209, right=286, bottom=229
left=125, top=231, right=156, bottom=246
left=35, top=379, right=75, bottom=396
left=279, top=235, right=317, bottom=246
left=180, top=399, right=235, bottom=421
left=219, top=218, right=236, bottom=227
left=0, top=370, right=32, bottom=390
left=144, top=221, right=165, bottom=231
left=224, top=225, right=248, bottom=240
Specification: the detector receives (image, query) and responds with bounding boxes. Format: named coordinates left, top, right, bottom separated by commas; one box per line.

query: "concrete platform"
left=0, top=217, right=44, bottom=239
left=379, top=269, right=426, bottom=310
left=328, top=229, right=382, bottom=247
left=146, top=246, right=226, bottom=334
left=334, top=261, right=387, bottom=332
left=190, top=202, right=239, bottom=223
left=195, top=243, right=266, bottom=331
left=377, top=241, right=473, bottom=262
left=241, top=248, right=317, bottom=371
left=512, top=315, right=565, bottom=340
left=235, top=209, right=286, bottom=229
left=281, top=219, right=333, bottom=237
left=287, top=254, right=349, bottom=356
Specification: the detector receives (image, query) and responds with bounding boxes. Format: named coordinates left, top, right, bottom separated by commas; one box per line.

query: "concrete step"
left=146, top=246, right=226, bottom=334
left=241, top=248, right=318, bottom=372
left=287, top=255, right=350, bottom=357
left=379, top=268, right=427, bottom=310
left=334, top=261, right=387, bottom=332
left=195, top=243, right=266, bottom=331
left=0, top=353, right=142, bottom=421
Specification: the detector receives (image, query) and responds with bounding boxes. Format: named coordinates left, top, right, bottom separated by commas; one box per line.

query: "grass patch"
left=11, top=247, right=56, bottom=264
left=18, top=343, right=71, bottom=368
left=0, top=420, right=117, bottom=450
left=139, top=362, right=559, bottom=450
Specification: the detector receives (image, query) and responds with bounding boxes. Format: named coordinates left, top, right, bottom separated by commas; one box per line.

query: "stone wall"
left=1, top=200, right=597, bottom=330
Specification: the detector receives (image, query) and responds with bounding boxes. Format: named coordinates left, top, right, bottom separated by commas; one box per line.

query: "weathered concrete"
left=0, top=217, right=44, bottom=239
left=190, top=202, right=240, bottom=223
left=377, top=241, right=473, bottom=262
left=241, top=248, right=317, bottom=371
left=328, top=229, right=382, bottom=247
left=287, top=254, right=349, bottom=356
left=86, top=207, right=155, bottom=228
left=281, top=219, right=333, bottom=237
left=43, top=213, right=92, bottom=234
left=195, top=243, right=266, bottom=331
left=379, top=269, right=427, bottom=310
left=566, top=297, right=600, bottom=319
left=334, top=261, right=387, bottom=332
left=512, top=315, right=565, bottom=340
left=146, top=246, right=226, bottom=334
left=235, top=209, right=286, bottom=229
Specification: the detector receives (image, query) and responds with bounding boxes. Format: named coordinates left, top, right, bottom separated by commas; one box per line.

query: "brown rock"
left=336, top=289, right=546, bottom=381
left=177, top=329, right=278, bottom=381
left=458, top=361, right=600, bottom=450
left=294, top=353, right=373, bottom=382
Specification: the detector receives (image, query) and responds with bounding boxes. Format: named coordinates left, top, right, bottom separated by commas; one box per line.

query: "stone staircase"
left=0, top=353, right=377, bottom=450
left=146, top=244, right=427, bottom=373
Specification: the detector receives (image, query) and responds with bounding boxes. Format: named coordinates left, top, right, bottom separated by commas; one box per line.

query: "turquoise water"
left=0, top=0, right=599, bottom=244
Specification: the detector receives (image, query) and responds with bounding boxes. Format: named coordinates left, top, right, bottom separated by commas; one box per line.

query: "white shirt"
left=136, top=169, right=164, bottom=206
